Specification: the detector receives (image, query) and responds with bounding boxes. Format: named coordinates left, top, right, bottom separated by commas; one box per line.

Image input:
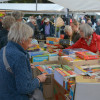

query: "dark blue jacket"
left=0, top=29, right=8, bottom=49
left=41, top=22, right=55, bottom=37
left=0, top=41, right=39, bottom=100
left=95, top=25, right=100, bottom=35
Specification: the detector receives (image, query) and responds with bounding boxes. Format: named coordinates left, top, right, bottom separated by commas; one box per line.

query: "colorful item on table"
left=46, top=37, right=61, bottom=45
left=35, top=64, right=61, bottom=74
left=63, top=56, right=82, bottom=62
left=27, top=44, right=40, bottom=51
left=32, top=55, right=49, bottom=62
left=54, top=68, right=76, bottom=87
left=62, top=65, right=73, bottom=71
left=76, top=51, right=99, bottom=60
left=63, top=48, right=88, bottom=55
left=28, top=51, right=45, bottom=57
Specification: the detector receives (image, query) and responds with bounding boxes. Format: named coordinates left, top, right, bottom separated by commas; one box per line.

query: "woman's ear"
left=21, top=40, right=25, bottom=44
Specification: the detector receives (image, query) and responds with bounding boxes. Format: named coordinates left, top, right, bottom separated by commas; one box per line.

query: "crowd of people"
left=0, top=10, right=100, bottom=100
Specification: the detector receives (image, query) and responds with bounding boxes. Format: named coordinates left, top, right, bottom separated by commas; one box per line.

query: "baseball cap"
left=44, top=18, right=50, bottom=22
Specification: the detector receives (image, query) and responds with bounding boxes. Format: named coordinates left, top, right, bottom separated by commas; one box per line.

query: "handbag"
left=55, top=17, right=64, bottom=27
left=3, top=46, right=45, bottom=100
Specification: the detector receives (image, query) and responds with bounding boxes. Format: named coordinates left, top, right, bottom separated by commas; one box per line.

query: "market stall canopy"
left=49, top=0, right=100, bottom=12
left=0, top=3, right=64, bottom=14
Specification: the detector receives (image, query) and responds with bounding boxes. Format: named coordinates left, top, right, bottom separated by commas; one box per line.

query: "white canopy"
left=0, top=3, right=64, bottom=13
left=49, top=0, right=100, bottom=12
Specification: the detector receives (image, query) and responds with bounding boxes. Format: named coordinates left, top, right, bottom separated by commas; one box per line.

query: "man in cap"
left=41, top=18, right=55, bottom=38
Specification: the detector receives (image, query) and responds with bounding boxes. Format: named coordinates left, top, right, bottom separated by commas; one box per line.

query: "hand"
left=96, top=51, right=100, bottom=55
left=30, top=64, right=35, bottom=68
left=37, top=74, right=47, bottom=83
left=28, top=44, right=36, bottom=48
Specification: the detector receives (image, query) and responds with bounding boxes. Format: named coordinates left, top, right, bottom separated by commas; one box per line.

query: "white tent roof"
left=0, top=3, right=64, bottom=12
left=49, top=0, right=100, bottom=12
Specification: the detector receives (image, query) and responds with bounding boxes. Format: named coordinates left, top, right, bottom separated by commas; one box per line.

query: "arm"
left=13, top=55, right=39, bottom=94
left=96, top=35, right=100, bottom=53
left=66, top=38, right=82, bottom=49
left=51, top=24, right=55, bottom=37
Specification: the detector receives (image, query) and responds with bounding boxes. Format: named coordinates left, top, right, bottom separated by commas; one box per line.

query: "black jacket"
left=26, top=22, right=40, bottom=38
left=0, top=29, right=8, bottom=49
left=41, top=22, right=55, bottom=37
left=95, top=25, right=100, bottom=35
left=72, top=32, right=80, bottom=43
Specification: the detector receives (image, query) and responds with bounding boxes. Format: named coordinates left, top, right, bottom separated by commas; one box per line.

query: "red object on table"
left=60, top=34, right=64, bottom=39
left=76, top=51, right=99, bottom=60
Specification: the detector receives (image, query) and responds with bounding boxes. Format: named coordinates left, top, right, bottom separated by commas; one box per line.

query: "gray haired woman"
left=64, top=25, right=73, bottom=40
left=0, top=16, right=15, bottom=49
left=0, top=22, right=47, bottom=100
left=12, top=10, right=24, bottom=22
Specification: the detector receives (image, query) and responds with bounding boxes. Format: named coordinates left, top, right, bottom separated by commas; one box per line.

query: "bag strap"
left=3, top=46, right=13, bottom=74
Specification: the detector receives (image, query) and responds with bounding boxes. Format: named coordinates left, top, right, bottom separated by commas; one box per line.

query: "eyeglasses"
left=29, top=36, right=33, bottom=39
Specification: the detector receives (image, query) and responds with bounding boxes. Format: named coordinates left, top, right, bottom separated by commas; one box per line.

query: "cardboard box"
left=32, top=61, right=60, bottom=99
left=60, top=56, right=100, bottom=69
left=43, top=74, right=54, bottom=99
left=74, top=76, right=100, bottom=100
left=53, top=79, right=68, bottom=100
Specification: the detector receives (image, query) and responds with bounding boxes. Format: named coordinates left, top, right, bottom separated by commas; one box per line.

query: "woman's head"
left=2, top=16, right=15, bottom=30
left=79, top=23, right=93, bottom=38
left=64, top=25, right=72, bottom=36
left=71, top=19, right=79, bottom=32
left=8, top=22, right=34, bottom=50
left=12, top=11, right=24, bottom=22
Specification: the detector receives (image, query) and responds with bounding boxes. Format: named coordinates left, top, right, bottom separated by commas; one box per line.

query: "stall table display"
left=28, top=43, right=100, bottom=100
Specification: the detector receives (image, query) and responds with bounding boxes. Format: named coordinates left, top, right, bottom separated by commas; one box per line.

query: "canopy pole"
left=55, top=13, right=57, bottom=37
left=36, top=0, right=38, bottom=11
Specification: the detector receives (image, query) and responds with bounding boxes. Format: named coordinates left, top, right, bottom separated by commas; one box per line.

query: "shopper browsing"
left=71, top=19, right=81, bottom=43
left=41, top=18, right=55, bottom=38
left=0, top=16, right=15, bottom=49
left=12, top=10, right=24, bottom=22
left=0, top=22, right=47, bottom=100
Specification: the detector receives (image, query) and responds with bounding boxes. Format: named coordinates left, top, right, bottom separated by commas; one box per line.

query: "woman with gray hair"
left=67, top=23, right=100, bottom=53
left=0, top=22, right=47, bottom=100
left=64, top=25, right=73, bottom=40
left=0, top=16, right=15, bottom=49
left=12, top=10, right=24, bottom=22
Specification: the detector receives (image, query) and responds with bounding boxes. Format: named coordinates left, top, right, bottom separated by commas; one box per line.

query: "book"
left=74, top=66, right=87, bottom=75
left=63, top=48, right=88, bottom=55
left=63, top=56, right=82, bottom=62
left=76, top=51, right=99, bottom=60
left=35, top=64, right=61, bottom=74
left=54, top=68, right=69, bottom=86
left=62, top=65, right=73, bottom=71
